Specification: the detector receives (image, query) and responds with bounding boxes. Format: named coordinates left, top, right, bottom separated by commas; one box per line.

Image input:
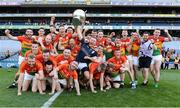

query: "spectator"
left=165, top=48, right=169, bottom=57
left=5, top=50, right=11, bottom=58
left=164, top=56, right=170, bottom=69
left=161, top=57, right=165, bottom=69
left=170, top=49, right=176, bottom=62
left=174, top=56, right=179, bottom=70
left=162, top=47, right=166, bottom=57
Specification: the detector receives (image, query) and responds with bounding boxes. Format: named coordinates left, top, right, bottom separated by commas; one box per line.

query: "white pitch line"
left=41, top=89, right=64, bottom=108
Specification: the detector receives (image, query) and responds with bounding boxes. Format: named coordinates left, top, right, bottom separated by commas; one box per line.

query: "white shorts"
left=132, top=56, right=139, bottom=66
left=58, top=79, right=67, bottom=86
left=151, top=55, right=162, bottom=64
left=112, top=75, right=121, bottom=81
left=24, top=72, right=36, bottom=81
left=78, top=63, right=88, bottom=70
left=18, top=56, right=25, bottom=65
left=127, top=55, right=133, bottom=61
left=124, top=60, right=129, bottom=68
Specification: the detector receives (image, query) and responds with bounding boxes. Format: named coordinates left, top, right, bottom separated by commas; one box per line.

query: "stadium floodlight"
left=72, top=9, right=86, bottom=27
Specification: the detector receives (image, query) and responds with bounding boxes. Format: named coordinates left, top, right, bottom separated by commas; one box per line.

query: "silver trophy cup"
left=72, top=9, right=86, bottom=26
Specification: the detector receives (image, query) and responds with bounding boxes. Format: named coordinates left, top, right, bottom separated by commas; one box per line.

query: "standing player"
left=39, top=35, right=54, bottom=51
left=5, top=29, right=34, bottom=88
left=129, top=32, right=140, bottom=84
left=96, top=30, right=106, bottom=47
left=120, top=30, right=135, bottom=86
left=139, top=32, right=157, bottom=86
left=54, top=25, right=71, bottom=54
left=5, top=29, right=34, bottom=64
left=35, top=27, right=46, bottom=42
left=17, top=54, right=44, bottom=96
left=149, top=29, right=172, bottom=87
left=103, top=37, right=115, bottom=60
left=76, top=26, right=98, bottom=87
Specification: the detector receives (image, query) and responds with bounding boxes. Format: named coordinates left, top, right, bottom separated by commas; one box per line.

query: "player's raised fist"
left=5, top=29, right=10, bottom=35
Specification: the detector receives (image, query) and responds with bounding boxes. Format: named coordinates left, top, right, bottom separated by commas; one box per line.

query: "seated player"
left=17, top=54, right=45, bottom=96
left=56, top=61, right=81, bottom=96
left=84, top=46, right=106, bottom=93
left=43, top=60, right=61, bottom=95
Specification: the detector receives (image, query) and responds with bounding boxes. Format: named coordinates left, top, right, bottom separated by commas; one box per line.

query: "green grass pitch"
left=0, top=68, right=180, bottom=107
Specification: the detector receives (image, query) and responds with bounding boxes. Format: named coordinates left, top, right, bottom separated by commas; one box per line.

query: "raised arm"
left=5, top=29, right=18, bottom=41
left=136, top=29, right=142, bottom=39
left=82, top=27, right=89, bottom=38
left=164, top=29, right=173, bottom=41
left=76, top=26, right=83, bottom=41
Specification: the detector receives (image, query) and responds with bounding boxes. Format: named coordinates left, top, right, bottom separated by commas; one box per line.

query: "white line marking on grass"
left=41, top=89, right=64, bottom=108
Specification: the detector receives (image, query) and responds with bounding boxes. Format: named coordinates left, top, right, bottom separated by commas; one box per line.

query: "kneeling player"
left=17, top=54, right=44, bottom=96
left=105, top=50, right=136, bottom=89
left=43, top=60, right=61, bottom=95
left=56, top=61, right=81, bottom=96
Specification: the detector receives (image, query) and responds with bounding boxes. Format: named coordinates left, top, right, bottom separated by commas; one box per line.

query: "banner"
left=1, top=25, right=180, bottom=30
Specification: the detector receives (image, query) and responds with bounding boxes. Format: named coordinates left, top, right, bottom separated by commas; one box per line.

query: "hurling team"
left=5, top=16, right=172, bottom=96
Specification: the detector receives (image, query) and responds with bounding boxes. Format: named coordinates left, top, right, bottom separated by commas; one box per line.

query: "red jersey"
left=24, top=49, right=42, bottom=58
left=131, top=39, right=140, bottom=57
left=107, top=56, right=126, bottom=71
left=66, top=45, right=80, bottom=58
left=57, top=64, right=78, bottom=79
left=96, top=38, right=106, bottom=47
left=56, top=54, right=74, bottom=65
left=120, top=37, right=131, bottom=55
left=104, top=42, right=115, bottom=53
left=57, top=34, right=70, bottom=49
left=149, top=36, right=165, bottom=56
left=115, top=45, right=126, bottom=56
left=20, top=60, right=43, bottom=75
left=17, top=36, right=33, bottom=56
left=36, top=54, right=57, bottom=67
left=43, top=42, right=53, bottom=51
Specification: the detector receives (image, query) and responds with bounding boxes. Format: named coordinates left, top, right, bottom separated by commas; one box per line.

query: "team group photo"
left=0, top=0, right=180, bottom=107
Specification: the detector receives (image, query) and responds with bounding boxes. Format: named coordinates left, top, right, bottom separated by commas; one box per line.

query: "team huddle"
left=5, top=17, right=173, bottom=96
